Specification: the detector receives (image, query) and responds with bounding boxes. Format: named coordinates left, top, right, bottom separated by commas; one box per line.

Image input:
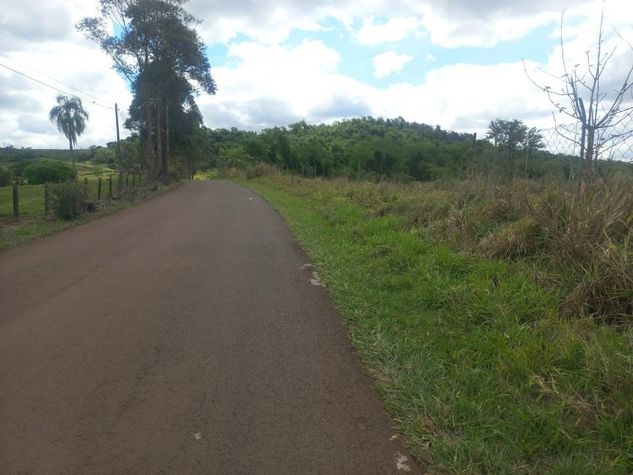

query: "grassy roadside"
left=242, top=176, right=632, bottom=474
left=0, top=180, right=175, bottom=251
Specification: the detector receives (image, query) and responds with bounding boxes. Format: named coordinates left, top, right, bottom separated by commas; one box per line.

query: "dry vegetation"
left=238, top=167, right=633, bottom=473
left=236, top=164, right=633, bottom=324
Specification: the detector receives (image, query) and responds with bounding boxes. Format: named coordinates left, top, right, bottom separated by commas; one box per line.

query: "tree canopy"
left=78, top=0, right=216, bottom=180
left=49, top=94, right=89, bottom=168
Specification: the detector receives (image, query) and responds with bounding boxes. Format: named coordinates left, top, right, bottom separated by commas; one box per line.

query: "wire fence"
left=540, top=118, right=633, bottom=162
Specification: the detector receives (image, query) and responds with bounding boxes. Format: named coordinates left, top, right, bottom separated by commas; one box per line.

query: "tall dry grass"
left=242, top=166, right=633, bottom=323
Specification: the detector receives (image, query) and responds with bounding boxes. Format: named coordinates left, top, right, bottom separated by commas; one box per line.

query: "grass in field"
left=242, top=175, right=633, bottom=474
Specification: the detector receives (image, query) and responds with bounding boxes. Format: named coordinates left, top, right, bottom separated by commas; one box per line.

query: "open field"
left=241, top=174, right=633, bottom=474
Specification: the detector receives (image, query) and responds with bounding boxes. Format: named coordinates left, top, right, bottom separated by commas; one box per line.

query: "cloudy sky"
left=0, top=0, right=632, bottom=148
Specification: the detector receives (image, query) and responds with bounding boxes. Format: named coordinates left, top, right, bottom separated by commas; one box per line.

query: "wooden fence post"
left=108, top=176, right=113, bottom=200
left=132, top=174, right=136, bottom=188
left=12, top=184, right=19, bottom=221
left=97, top=176, right=102, bottom=201
left=118, top=173, right=123, bottom=196
left=125, top=175, right=129, bottom=188
left=44, top=182, right=50, bottom=214
left=83, top=177, right=88, bottom=198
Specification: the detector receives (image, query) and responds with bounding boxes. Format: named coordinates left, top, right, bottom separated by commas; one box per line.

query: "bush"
left=0, top=166, right=12, bottom=186
left=24, top=160, right=75, bottom=185
left=50, top=181, right=86, bottom=220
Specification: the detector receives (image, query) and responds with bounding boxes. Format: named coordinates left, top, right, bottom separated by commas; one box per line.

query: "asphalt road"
left=0, top=181, right=416, bottom=474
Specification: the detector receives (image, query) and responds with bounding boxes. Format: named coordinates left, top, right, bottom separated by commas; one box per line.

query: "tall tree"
left=525, top=8, right=633, bottom=188
left=78, top=0, right=216, bottom=180
left=49, top=94, right=89, bottom=170
left=486, top=119, right=529, bottom=180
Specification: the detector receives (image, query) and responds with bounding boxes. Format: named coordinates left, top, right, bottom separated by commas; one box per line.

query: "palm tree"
left=49, top=95, right=89, bottom=170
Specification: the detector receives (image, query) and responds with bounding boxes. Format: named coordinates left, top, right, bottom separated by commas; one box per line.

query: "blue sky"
left=209, top=20, right=559, bottom=88
left=1, top=0, right=632, bottom=148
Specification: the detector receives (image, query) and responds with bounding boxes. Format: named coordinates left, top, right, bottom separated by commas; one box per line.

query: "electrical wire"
left=0, top=52, right=108, bottom=104
left=0, top=61, right=114, bottom=110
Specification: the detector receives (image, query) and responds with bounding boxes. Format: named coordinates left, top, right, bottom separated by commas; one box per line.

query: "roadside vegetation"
left=238, top=169, right=632, bottom=473
left=0, top=163, right=170, bottom=250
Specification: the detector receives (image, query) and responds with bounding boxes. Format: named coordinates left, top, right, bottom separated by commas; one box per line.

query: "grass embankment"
left=242, top=174, right=632, bottom=474
left=0, top=174, right=167, bottom=251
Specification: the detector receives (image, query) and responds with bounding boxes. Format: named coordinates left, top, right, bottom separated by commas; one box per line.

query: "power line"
left=0, top=61, right=114, bottom=110
left=0, top=52, right=108, bottom=104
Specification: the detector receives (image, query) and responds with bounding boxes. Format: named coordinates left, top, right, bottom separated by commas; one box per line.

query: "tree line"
left=194, top=117, right=630, bottom=182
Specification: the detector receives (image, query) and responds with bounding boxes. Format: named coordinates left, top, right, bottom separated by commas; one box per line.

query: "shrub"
left=0, top=166, right=12, bottom=186
left=24, top=160, right=75, bottom=184
left=50, top=181, right=86, bottom=220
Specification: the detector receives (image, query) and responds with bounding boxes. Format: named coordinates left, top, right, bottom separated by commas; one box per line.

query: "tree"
left=525, top=8, right=633, bottom=187
left=78, top=0, right=216, bottom=181
left=486, top=119, right=545, bottom=179
left=49, top=94, right=89, bottom=170
left=523, top=127, right=544, bottom=177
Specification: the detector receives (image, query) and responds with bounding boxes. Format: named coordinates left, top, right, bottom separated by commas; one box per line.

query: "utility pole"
left=115, top=103, right=122, bottom=172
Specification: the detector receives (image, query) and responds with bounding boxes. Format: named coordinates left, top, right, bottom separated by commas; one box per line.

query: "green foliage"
left=88, top=145, right=116, bottom=165
left=0, top=166, right=12, bottom=186
left=49, top=181, right=86, bottom=220
left=205, top=117, right=473, bottom=180
left=245, top=176, right=633, bottom=474
left=49, top=95, right=89, bottom=156
left=204, top=117, right=633, bottom=183
left=24, top=160, right=76, bottom=184
left=78, top=0, right=216, bottom=180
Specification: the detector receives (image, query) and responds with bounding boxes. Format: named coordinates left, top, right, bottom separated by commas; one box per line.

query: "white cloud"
left=2, top=0, right=630, bottom=149
left=187, top=0, right=592, bottom=48
left=0, top=0, right=132, bottom=148
left=196, top=37, right=553, bottom=136
left=372, top=52, right=413, bottom=78
left=355, top=17, right=419, bottom=45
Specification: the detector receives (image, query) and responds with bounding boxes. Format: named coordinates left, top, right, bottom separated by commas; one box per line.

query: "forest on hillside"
left=7, top=115, right=630, bottom=185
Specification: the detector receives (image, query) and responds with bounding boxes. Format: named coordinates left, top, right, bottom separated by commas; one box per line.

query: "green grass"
left=0, top=184, right=45, bottom=219
left=242, top=176, right=633, bottom=474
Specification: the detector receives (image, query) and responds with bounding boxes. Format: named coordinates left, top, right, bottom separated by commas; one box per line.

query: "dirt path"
left=0, top=181, right=416, bottom=474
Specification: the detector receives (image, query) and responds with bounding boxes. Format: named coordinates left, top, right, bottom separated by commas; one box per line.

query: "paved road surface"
left=0, top=181, right=416, bottom=474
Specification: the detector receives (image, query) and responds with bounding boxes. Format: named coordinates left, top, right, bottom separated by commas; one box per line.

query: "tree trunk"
left=69, top=137, right=75, bottom=173
left=165, top=101, right=170, bottom=168
left=161, top=98, right=168, bottom=180
left=146, top=100, right=155, bottom=180
left=156, top=96, right=163, bottom=181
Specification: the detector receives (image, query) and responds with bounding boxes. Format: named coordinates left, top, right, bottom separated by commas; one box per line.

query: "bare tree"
left=525, top=8, right=633, bottom=188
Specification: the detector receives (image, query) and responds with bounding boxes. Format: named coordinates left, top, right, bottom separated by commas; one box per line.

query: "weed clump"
left=50, top=181, right=86, bottom=220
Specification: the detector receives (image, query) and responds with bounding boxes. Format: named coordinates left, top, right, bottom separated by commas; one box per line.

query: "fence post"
left=125, top=175, right=129, bottom=188
left=118, top=173, right=123, bottom=196
left=108, top=176, right=113, bottom=200
left=12, top=184, right=19, bottom=221
left=97, top=176, right=102, bottom=201
left=44, top=182, right=50, bottom=214
left=132, top=174, right=136, bottom=188
left=83, top=177, right=88, bottom=199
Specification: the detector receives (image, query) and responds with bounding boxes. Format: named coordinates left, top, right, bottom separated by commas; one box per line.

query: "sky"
left=0, top=0, right=632, bottom=149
